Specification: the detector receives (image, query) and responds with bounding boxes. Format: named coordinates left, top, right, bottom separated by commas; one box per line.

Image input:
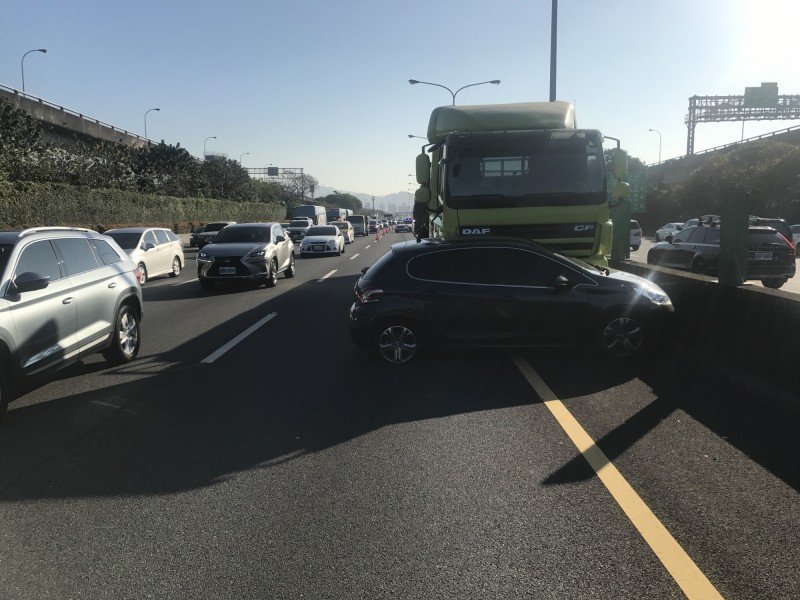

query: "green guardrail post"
left=719, top=192, right=749, bottom=286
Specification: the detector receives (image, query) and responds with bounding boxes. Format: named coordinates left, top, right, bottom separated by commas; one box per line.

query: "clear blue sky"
left=3, top=0, right=799, bottom=200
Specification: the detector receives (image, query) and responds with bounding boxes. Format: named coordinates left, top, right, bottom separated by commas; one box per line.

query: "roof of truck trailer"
left=426, top=101, right=576, bottom=143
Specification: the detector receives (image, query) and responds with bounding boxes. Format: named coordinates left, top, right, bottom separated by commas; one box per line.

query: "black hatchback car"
left=647, top=224, right=795, bottom=288
left=349, top=238, right=674, bottom=364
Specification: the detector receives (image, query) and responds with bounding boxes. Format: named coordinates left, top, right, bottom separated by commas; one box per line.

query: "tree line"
left=637, top=140, right=800, bottom=231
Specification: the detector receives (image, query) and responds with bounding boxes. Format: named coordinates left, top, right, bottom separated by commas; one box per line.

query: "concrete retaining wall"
left=615, top=261, right=799, bottom=406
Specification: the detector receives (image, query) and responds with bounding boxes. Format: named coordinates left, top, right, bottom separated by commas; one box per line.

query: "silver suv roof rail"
left=19, top=226, right=97, bottom=237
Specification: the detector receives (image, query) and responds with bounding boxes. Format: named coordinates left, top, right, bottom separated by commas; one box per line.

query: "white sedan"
left=300, top=225, right=345, bottom=257
left=654, top=222, right=683, bottom=242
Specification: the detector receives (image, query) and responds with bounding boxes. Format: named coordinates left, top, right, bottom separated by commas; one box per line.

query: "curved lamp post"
left=21, top=48, right=47, bottom=93
left=239, top=152, right=250, bottom=164
left=407, top=134, right=427, bottom=140
left=648, top=128, right=662, bottom=163
left=408, top=79, right=500, bottom=105
left=144, top=108, right=160, bottom=140
left=203, top=136, right=217, bottom=160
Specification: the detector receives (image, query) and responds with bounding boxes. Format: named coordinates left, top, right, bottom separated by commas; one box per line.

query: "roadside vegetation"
left=643, top=140, right=800, bottom=231
left=0, top=98, right=338, bottom=231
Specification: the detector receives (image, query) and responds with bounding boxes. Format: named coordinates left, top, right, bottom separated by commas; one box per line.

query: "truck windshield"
left=445, top=131, right=605, bottom=208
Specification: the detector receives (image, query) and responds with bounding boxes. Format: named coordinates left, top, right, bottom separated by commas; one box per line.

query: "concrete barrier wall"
left=616, top=261, right=799, bottom=404
left=0, top=86, right=148, bottom=147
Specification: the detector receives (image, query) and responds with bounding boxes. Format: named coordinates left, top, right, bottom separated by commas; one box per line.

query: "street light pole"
left=144, top=107, right=160, bottom=140
left=408, top=79, right=500, bottom=105
left=239, top=152, right=250, bottom=164
left=648, top=128, right=662, bottom=163
left=21, top=48, right=47, bottom=93
left=203, top=136, right=216, bottom=160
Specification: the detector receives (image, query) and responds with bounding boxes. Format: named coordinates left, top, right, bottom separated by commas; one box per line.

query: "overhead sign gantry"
left=685, top=82, right=800, bottom=154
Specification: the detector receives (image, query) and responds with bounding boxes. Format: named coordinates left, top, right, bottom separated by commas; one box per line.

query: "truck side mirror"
left=416, top=153, right=431, bottom=185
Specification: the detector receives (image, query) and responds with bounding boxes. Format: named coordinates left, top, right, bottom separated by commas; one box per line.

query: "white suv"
left=0, top=227, right=143, bottom=418
left=630, top=220, right=642, bottom=251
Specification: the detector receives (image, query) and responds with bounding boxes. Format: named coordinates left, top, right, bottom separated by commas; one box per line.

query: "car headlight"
left=247, top=249, right=266, bottom=259
left=636, top=285, right=671, bottom=305
left=327, top=240, right=336, bottom=248
left=198, top=251, right=212, bottom=262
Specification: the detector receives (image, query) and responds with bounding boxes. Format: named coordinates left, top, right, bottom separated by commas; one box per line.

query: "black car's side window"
left=704, top=228, right=721, bottom=245
left=408, top=248, right=570, bottom=287
left=53, top=238, right=100, bottom=276
left=14, top=240, right=63, bottom=282
left=688, top=228, right=708, bottom=244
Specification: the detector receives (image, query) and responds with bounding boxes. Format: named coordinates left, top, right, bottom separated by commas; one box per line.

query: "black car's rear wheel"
left=376, top=322, right=420, bottom=364
left=598, top=314, right=645, bottom=358
left=761, top=278, right=787, bottom=289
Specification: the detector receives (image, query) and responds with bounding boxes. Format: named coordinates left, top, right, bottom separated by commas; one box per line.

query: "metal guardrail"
left=0, top=83, right=150, bottom=143
left=650, top=123, right=800, bottom=167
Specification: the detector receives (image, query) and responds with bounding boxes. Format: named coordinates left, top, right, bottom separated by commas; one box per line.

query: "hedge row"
left=0, top=180, right=286, bottom=233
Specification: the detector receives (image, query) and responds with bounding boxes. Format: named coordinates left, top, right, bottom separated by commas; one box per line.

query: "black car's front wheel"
left=597, top=314, right=645, bottom=359
left=376, top=322, right=420, bottom=364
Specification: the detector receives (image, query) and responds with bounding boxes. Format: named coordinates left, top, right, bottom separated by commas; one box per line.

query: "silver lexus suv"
left=0, top=227, right=143, bottom=418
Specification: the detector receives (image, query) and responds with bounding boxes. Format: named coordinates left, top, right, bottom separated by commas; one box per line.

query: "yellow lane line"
left=511, top=354, right=724, bottom=600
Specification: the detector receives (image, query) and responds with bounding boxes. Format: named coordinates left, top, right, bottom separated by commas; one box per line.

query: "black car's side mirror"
left=554, top=274, right=575, bottom=291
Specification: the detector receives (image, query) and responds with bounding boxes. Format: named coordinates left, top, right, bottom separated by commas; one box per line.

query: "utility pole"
left=372, top=196, right=375, bottom=215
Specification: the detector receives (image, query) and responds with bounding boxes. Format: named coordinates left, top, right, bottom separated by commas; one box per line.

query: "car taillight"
left=134, top=267, right=143, bottom=283
left=356, top=288, right=383, bottom=303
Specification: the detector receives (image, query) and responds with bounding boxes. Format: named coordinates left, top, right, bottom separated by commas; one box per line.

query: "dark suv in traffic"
left=350, top=238, right=674, bottom=364
left=647, top=224, right=796, bottom=288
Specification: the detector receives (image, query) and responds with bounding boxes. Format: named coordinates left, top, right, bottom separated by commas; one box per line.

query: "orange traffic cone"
left=375, top=227, right=381, bottom=241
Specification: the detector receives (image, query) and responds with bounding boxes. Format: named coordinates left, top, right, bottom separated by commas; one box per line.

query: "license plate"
left=313, top=245, right=324, bottom=251
left=754, top=252, right=773, bottom=261
left=218, top=266, right=236, bottom=275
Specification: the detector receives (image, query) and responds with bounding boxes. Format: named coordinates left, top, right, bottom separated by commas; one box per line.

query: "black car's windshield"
left=213, top=227, right=270, bottom=244
left=307, top=226, right=337, bottom=236
left=290, top=221, right=310, bottom=227
left=205, top=223, right=229, bottom=232
left=105, top=232, right=142, bottom=249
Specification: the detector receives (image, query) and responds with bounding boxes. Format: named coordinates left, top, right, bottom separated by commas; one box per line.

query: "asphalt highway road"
left=0, top=232, right=798, bottom=599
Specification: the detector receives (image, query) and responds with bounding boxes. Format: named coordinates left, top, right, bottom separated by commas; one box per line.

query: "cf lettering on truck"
left=412, top=101, right=629, bottom=266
